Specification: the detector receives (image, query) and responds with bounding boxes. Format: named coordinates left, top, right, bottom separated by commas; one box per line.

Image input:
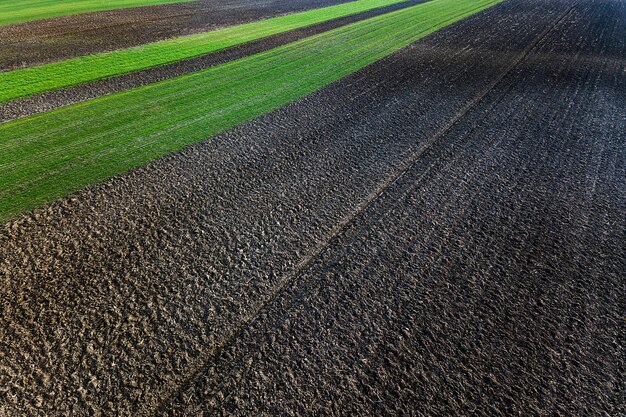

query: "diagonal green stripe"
left=0, top=0, right=503, bottom=222
left=0, top=0, right=409, bottom=103
left=0, top=0, right=194, bottom=26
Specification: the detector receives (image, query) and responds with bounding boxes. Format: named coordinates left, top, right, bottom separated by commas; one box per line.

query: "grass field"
left=0, top=0, right=195, bottom=26
left=0, top=0, right=502, bottom=221
left=0, top=0, right=406, bottom=104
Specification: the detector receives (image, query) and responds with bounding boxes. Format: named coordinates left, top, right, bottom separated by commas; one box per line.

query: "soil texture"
left=0, top=0, right=623, bottom=415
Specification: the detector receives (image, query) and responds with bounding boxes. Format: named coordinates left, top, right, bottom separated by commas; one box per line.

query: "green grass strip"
left=0, top=0, right=194, bottom=26
left=0, top=0, right=502, bottom=222
left=0, top=0, right=408, bottom=103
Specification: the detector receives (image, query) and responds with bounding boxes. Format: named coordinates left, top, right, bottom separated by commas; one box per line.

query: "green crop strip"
left=0, top=0, right=194, bottom=26
left=0, top=0, right=502, bottom=222
left=0, top=0, right=409, bottom=103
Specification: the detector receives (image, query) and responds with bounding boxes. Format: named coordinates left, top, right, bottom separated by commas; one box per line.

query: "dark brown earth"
left=0, top=0, right=624, bottom=416
left=0, top=0, right=354, bottom=71
left=160, top=1, right=626, bottom=414
left=0, top=0, right=426, bottom=123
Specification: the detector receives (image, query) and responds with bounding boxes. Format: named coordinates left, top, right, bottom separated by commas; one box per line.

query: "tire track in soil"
left=160, top=0, right=625, bottom=414
left=153, top=3, right=579, bottom=413
left=0, top=1, right=588, bottom=415
left=0, top=0, right=353, bottom=70
left=0, top=0, right=427, bottom=123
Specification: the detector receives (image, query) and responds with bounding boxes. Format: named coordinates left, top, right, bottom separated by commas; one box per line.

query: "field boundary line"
left=151, top=2, right=578, bottom=415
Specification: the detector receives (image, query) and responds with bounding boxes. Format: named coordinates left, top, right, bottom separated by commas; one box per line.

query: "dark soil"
left=0, top=0, right=352, bottom=70
left=161, top=1, right=626, bottom=414
left=0, top=0, right=623, bottom=416
left=0, top=0, right=426, bottom=123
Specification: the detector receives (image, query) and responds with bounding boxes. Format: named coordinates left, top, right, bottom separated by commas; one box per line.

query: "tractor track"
left=161, top=0, right=624, bottom=414
left=153, top=2, right=579, bottom=414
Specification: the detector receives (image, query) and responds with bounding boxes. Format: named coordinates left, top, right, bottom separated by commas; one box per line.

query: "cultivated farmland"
left=0, top=0, right=414, bottom=103
left=0, top=0, right=623, bottom=416
left=0, top=0, right=195, bottom=26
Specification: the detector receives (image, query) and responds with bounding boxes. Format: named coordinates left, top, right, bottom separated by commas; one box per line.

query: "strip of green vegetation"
left=0, top=0, right=408, bottom=103
left=0, top=0, right=194, bottom=26
left=0, top=0, right=502, bottom=222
